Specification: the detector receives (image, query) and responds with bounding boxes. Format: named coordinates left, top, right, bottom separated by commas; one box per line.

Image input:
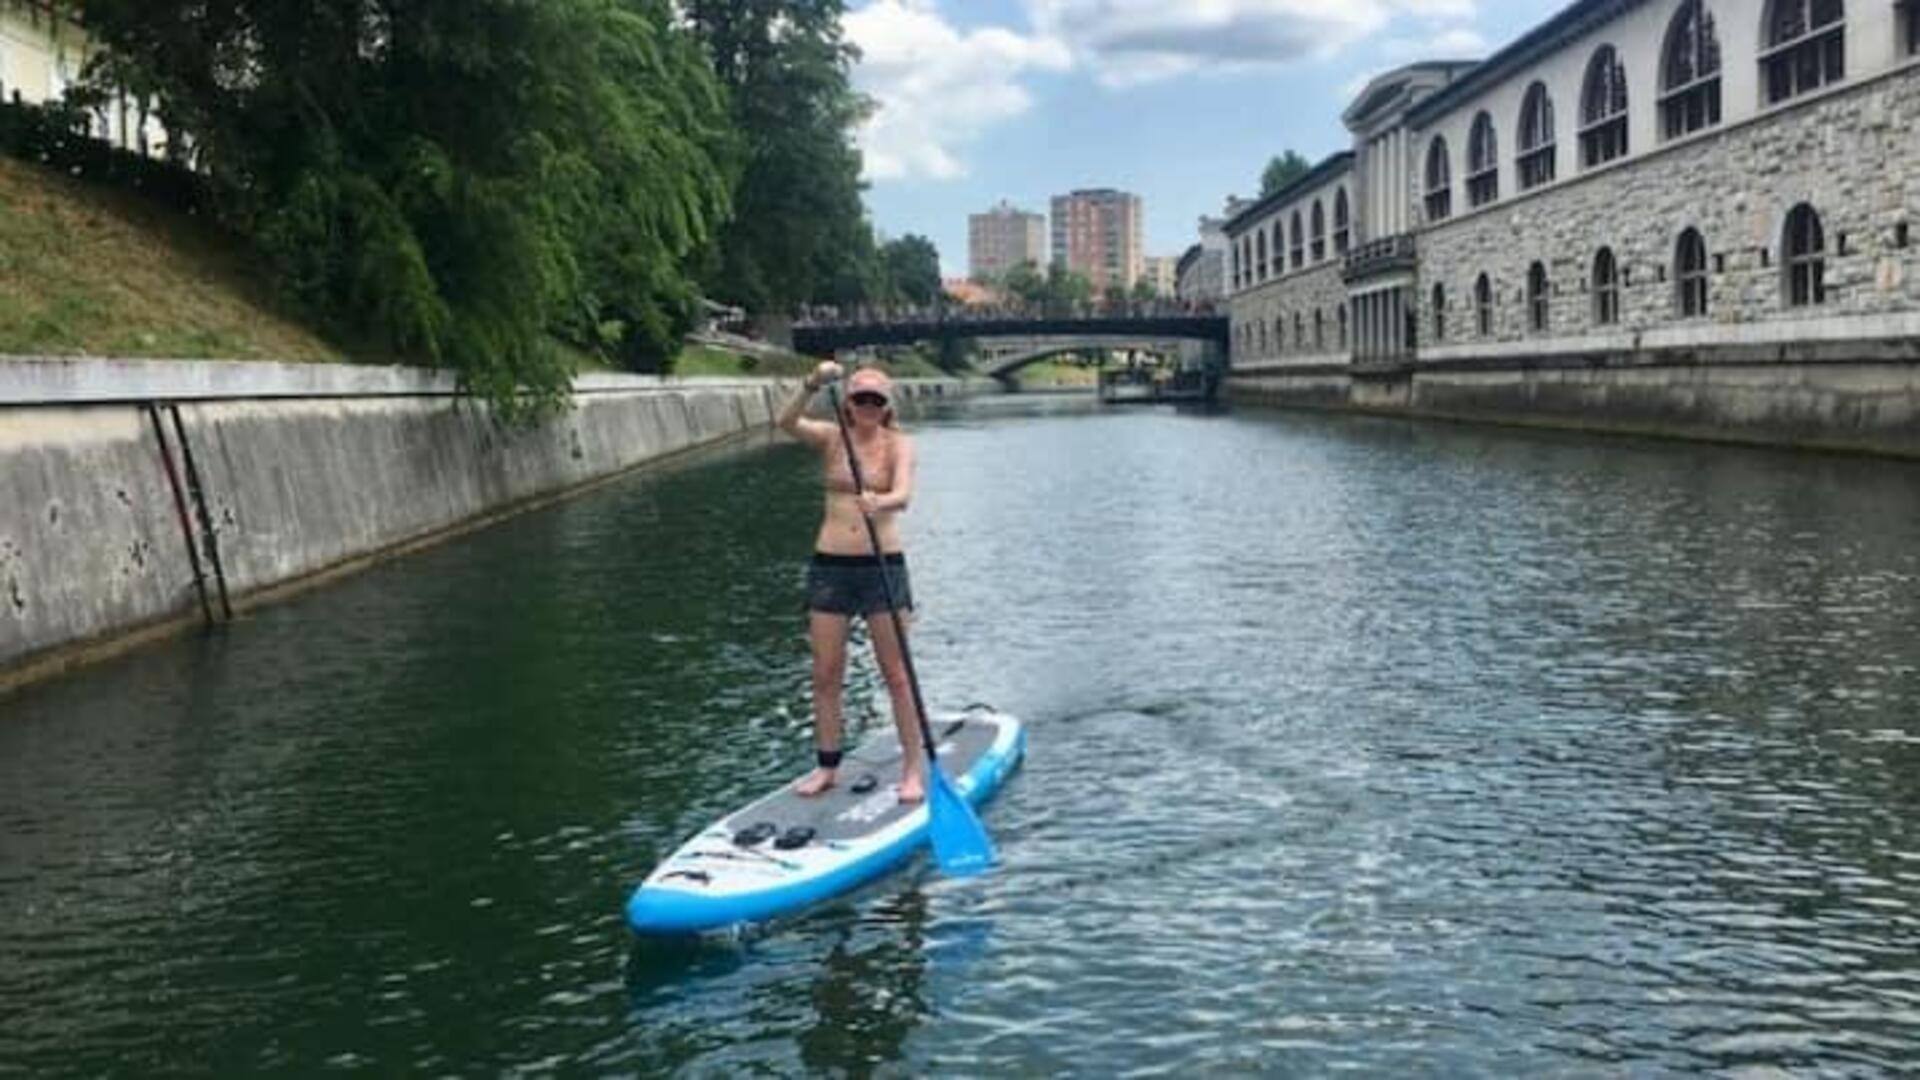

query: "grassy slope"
left=0, top=154, right=971, bottom=381
left=0, top=156, right=344, bottom=361
left=1015, top=359, right=1098, bottom=387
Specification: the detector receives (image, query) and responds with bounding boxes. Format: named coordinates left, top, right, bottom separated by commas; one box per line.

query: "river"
left=3, top=397, right=1919, bottom=1074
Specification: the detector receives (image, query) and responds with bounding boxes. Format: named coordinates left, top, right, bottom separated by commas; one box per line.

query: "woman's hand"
left=808, top=361, right=843, bottom=390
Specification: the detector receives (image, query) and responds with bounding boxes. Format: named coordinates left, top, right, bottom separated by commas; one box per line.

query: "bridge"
left=790, top=313, right=1231, bottom=383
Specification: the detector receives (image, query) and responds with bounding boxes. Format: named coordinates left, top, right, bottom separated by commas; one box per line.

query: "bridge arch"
left=790, top=312, right=1230, bottom=359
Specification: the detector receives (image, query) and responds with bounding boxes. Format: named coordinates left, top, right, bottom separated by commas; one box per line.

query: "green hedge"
left=0, top=97, right=208, bottom=215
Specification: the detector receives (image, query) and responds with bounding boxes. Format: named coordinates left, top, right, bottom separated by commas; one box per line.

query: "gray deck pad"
left=724, top=717, right=998, bottom=844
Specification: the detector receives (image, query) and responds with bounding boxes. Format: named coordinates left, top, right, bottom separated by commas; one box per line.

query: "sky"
left=845, top=0, right=1552, bottom=278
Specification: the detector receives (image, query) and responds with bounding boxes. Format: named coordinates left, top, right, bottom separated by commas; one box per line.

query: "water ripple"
left=3, top=406, right=1919, bottom=1073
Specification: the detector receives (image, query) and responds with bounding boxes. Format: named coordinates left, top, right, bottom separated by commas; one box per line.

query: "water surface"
left=4, top=399, right=1919, bottom=1074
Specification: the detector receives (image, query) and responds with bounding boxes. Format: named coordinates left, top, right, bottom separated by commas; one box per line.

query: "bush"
left=0, top=97, right=208, bottom=216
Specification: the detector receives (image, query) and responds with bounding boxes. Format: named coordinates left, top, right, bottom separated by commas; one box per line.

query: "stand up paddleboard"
left=626, top=708, right=1024, bottom=935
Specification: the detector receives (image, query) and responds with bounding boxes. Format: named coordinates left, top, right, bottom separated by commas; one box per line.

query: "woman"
left=776, top=361, right=926, bottom=803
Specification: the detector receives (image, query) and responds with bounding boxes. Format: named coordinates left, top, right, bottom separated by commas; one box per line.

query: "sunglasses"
left=848, top=392, right=889, bottom=408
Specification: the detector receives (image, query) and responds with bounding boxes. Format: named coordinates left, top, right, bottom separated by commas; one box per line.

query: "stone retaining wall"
left=1226, top=346, right=1920, bottom=458
left=0, top=359, right=980, bottom=692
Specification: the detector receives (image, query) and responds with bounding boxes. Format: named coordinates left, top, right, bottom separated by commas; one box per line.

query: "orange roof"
left=942, top=279, right=1001, bottom=306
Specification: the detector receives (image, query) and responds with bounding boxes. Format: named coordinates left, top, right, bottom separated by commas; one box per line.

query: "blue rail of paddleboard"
left=626, top=723, right=1025, bottom=935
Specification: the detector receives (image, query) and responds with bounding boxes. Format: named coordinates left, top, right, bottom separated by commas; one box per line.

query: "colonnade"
left=1351, top=286, right=1412, bottom=362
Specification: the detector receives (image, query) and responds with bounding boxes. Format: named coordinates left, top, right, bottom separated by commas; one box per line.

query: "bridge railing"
left=792, top=299, right=1222, bottom=328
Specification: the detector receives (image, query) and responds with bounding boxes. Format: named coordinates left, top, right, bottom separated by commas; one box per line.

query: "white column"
left=1393, top=129, right=1405, bottom=235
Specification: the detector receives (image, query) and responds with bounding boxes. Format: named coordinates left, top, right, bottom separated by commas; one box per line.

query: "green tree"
left=1262, top=150, right=1312, bottom=196
left=812, top=217, right=887, bottom=309
left=880, top=234, right=941, bottom=306
left=1001, top=260, right=1046, bottom=307
left=1130, top=276, right=1159, bottom=302
left=78, top=0, right=734, bottom=408
left=682, top=0, right=876, bottom=313
left=1042, top=263, right=1092, bottom=314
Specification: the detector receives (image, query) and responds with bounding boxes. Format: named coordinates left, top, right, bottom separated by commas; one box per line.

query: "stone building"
left=968, top=200, right=1046, bottom=283
left=1051, top=188, right=1145, bottom=293
left=1224, top=154, right=1357, bottom=371
left=1226, top=0, right=1920, bottom=456
left=1177, top=201, right=1243, bottom=302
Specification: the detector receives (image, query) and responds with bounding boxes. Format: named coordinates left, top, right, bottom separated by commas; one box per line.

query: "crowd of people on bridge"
left=791, top=298, right=1220, bottom=328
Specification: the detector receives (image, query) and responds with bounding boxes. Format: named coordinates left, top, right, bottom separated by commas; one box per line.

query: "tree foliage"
left=880, top=234, right=941, bottom=306
left=1044, top=263, right=1093, bottom=314
left=681, top=0, right=878, bottom=314
left=77, top=0, right=734, bottom=413
left=1261, top=150, right=1311, bottom=196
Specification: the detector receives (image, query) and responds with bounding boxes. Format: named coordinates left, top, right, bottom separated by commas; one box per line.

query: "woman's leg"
left=866, top=611, right=927, bottom=803
left=796, top=612, right=850, bottom=796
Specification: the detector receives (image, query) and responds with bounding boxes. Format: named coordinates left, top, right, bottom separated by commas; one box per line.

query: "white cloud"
left=847, top=0, right=1486, bottom=180
left=846, top=0, right=1070, bottom=182
left=1025, top=0, right=1481, bottom=87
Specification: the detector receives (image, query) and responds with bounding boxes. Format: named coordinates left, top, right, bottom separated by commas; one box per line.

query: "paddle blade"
left=926, top=765, right=997, bottom=876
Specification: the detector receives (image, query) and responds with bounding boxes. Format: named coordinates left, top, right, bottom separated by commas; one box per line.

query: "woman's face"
left=846, top=391, right=890, bottom=428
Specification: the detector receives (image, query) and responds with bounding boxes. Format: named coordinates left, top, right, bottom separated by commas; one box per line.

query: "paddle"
left=826, top=379, right=997, bottom=876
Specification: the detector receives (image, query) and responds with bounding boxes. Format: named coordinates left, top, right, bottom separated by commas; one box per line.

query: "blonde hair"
left=841, top=364, right=902, bottom=430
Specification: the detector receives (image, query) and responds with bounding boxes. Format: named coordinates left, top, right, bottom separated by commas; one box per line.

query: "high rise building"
left=1050, top=189, right=1144, bottom=293
left=967, top=200, right=1047, bottom=282
left=1142, top=256, right=1178, bottom=298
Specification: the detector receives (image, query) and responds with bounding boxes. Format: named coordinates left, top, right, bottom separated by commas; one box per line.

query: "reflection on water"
left=4, top=402, right=1920, bottom=1073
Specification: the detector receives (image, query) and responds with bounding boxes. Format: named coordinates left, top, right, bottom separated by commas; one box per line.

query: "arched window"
left=1338, top=302, right=1349, bottom=347
left=1425, top=136, right=1453, bottom=222
left=1475, top=273, right=1494, bottom=335
left=1294, top=312, right=1305, bottom=348
left=1783, top=203, right=1826, bottom=306
left=1467, top=112, right=1499, bottom=206
left=1314, top=309, right=1325, bottom=349
left=1271, top=222, right=1284, bottom=277
left=1528, top=261, right=1551, bottom=331
left=1290, top=211, right=1305, bottom=270
left=1763, top=0, right=1844, bottom=105
left=1517, top=82, right=1556, bottom=190
left=1675, top=228, right=1710, bottom=316
left=1580, top=47, right=1629, bottom=167
left=1905, top=0, right=1919, bottom=55
left=1662, top=0, right=1723, bottom=138
left=1333, top=189, right=1351, bottom=254
left=1431, top=282, right=1447, bottom=342
left=1593, top=247, right=1621, bottom=325
left=1259, top=318, right=1269, bottom=353
left=1256, top=230, right=1269, bottom=280
left=1311, top=201, right=1326, bottom=262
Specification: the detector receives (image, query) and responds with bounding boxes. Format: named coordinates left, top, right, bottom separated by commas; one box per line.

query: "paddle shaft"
left=825, top=383, right=941, bottom=770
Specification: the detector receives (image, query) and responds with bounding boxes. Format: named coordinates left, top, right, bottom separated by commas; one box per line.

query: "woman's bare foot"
left=896, top=771, right=926, bottom=805
left=795, top=768, right=837, bottom=797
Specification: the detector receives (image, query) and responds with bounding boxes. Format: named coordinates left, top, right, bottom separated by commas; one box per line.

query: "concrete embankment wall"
left=0, top=358, right=981, bottom=692
left=1227, top=346, right=1920, bottom=458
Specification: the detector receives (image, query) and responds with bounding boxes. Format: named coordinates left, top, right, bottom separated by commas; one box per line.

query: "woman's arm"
left=862, top=435, right=916, bottom=514
left=778, top=361, right=840, bottom=447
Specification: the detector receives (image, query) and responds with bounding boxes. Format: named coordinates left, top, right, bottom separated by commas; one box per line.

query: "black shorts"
left=806, top=552, right=913, bottom=616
